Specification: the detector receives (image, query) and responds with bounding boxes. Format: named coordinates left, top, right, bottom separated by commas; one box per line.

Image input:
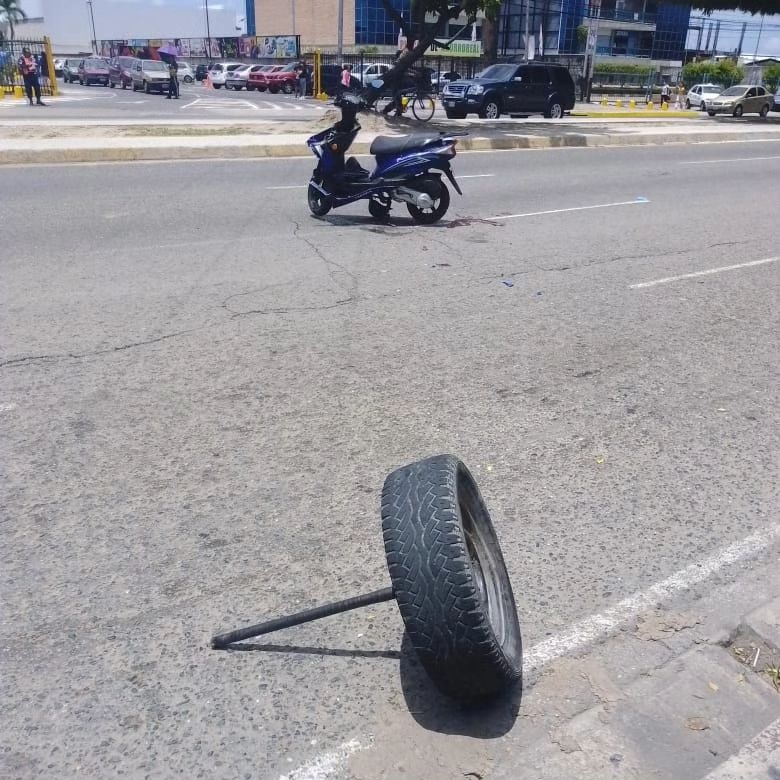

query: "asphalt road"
left=1, top=141, right=779, bottom=778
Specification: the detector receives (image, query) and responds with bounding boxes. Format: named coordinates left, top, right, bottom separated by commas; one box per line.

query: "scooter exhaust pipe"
left=393, top=187, right=434, bottom=210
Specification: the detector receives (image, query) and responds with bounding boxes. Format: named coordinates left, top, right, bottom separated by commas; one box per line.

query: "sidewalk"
left=1, top=117, right=779, bottom=164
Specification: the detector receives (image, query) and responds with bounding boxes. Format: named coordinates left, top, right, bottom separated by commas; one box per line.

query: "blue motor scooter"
left=306, top=92, right=466, bottom=224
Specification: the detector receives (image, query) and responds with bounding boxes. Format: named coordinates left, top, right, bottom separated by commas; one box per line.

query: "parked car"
left=108, top=56, right=138, bottom=89
left=772, top=86, right=780, bottom=112
left=431, top=70, right=461, bottom=92
left=319, top=64, right=362, bottom=95
left=176, top=61, right=195, bottom=84
left=78, top=57, right=110, bottom=86
left=62, top=58, right=81, bottom=83
left=247, top=64, right=281, bottom=92
left=706, top=84, right=773, bottom=117
left=357, top=62, right=390, bottom=85
left=226, top=64, right=265, bottom=90
left=442, top=62, right=575, bottom=119
left=208, top=62, right=241, bottom=89
left=264, top=63, right=300, bottom=94
left=131, top=59, right=170, bottom=94
left=195, top=63, right=208, bottom=82
left=53, top=57, right=64, bottom=76
left=685, top=83, right=722, bottom=111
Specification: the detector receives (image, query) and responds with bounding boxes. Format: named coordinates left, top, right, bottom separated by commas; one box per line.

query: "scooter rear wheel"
left=308, top=183, right=331, bottom=217
left=407, top=178, right=450, bottom=225
left=368, top=195, right=391, bottom=221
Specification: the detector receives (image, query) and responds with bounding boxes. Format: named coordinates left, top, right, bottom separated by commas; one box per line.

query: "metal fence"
left=0, top=37, right=58, bottom=97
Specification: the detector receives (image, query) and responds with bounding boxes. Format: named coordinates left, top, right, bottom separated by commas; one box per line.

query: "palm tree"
left=0, top=0, right=27, bottom=41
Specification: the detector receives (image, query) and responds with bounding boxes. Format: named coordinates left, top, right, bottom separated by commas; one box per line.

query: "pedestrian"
left=166, top=57, right=179, bottom=99
left=18, top=46, right=46, bottom=106
left=297, top=61, right=308, bottom=99
left=341, top=63, right=351, bottom=92
left=660, top=81, right=670, bottom=105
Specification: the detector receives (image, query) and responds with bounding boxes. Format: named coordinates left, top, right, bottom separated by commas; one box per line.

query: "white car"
left=686, top=83, right=722, bottom=111
left=357, top=62, right=390, bottom=85
left=225, top=64, right=265, bottom=90
left=208, top=62, right=241, bottom=89
left=176, top=61, right=194, bottom=84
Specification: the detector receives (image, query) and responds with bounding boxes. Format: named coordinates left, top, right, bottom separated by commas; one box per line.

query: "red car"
left=264, top=63, right=299, bottom=94
left=78, top=57, right=110, bottom=87
left=108, top=56, right=138, bottom=89
left=247, top=64, right=283, bottom=93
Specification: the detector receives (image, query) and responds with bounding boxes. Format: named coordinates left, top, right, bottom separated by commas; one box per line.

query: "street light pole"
left=337, top=0, right=344, bottom=59
left=86, top=0, right=97, bottom=54
left=752, top=13, right=764, bottom=63
left=204, top=0, right=212, bottom=58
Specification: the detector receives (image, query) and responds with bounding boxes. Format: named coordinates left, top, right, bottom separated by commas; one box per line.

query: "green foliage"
left=576, top=24, right=589, bottom=46
left=681, top=59, right=745, bottom=87
left=764, top=63, right=780, bottom=92
left=594, top=62, right=654, bottom=76
left=0, top=0, right=27, bottom=39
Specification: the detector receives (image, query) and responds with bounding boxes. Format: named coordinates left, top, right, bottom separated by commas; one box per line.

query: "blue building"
left=355, top=0, right=410, bottom=46
left=498, top=0, right=691, bottom=62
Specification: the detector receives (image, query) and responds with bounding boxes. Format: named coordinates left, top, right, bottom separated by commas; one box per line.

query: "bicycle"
left=373, top=86, right=436, bottom=122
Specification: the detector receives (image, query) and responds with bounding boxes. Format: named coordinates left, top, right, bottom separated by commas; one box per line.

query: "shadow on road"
left=398, top=632, right=522, bottom=738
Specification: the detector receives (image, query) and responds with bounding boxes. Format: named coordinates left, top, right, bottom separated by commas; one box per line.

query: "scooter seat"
left=370, top=134, right=440, bottom=156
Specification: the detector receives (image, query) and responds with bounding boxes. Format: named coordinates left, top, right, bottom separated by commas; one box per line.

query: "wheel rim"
left=460, top=491, right=508, bottom=648
left=486, top=102, right=498, bottom=119
left=735, top=105, right=743, bottom=116
left=551, top=103, right=562, bottom=118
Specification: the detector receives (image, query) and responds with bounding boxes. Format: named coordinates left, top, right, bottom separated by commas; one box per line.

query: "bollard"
left=646, top=100, right=654, bottom=110
left=601, top=96, right=608, bottom=106
left=661, top=101, right=669, bottom=111
left=615, top=99, right=623, bottom=108
left=14, top=85, right=24, bottom=99
left=629, top=99, right=636, bottom=109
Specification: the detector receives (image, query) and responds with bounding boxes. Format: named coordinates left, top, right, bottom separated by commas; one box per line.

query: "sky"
left=687, top=9, right=780, bottom=57
left=20, top=0, right=247, bottom=18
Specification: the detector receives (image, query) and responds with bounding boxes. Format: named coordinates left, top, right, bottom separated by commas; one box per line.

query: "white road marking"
left=630, top=256, right=779, bottom=289
left=267, top=184, right=307, bottom=190
left=524, top=523, right=780, bottom=673
left=488, top=196, right=649, bottom=221
left=680, top=155, right=780, bottom=165
left=0, top=402, right=18, bottom=412
left=459, top=173, right=495, bottom=179
left=278, top=739, right=366, bottom=780
left=180, top=98, right=202, bottom=110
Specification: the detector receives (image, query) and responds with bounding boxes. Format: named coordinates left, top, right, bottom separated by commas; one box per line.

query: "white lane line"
left=703, top=718, right=780, bottom=779
left=180, top=98, right=201, bottom=110
left=488, top=196, right=648, bottom=221
left=630, top=256, right=779, bottom=289
left=279, top=739, right=366, bottom=780
left=459, top=173, right=495, bottom=179
left=524, top=523, right=780, bottom=673
left=267, top=184, right=307, bottom=190
left=681, top=155, right=780, bottom=165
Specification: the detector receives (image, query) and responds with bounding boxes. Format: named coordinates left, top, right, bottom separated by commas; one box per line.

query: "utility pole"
left=86, top=0, right=97, bottom=53
left=711, top=20, right=720, bottom=55
left=736, top=21, right=746, bottom=58
left=752, top=13, right=764, bottom=62
left=204, top=0, right=212, bottom=58
left=337, top=0, right=344, bottom=58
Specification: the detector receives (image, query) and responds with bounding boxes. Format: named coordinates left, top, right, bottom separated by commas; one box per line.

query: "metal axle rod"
left=211, top=586, right=395, bottom=649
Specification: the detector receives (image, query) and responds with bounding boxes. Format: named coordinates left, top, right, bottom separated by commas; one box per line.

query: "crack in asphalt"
left=0, top=328, right=203, bottom=369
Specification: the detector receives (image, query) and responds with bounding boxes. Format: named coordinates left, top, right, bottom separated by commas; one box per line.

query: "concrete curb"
left=2, top=130, right=779, bottom=165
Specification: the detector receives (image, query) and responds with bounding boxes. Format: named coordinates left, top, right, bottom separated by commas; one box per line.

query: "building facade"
left=498, top=0, right=691, bottom=64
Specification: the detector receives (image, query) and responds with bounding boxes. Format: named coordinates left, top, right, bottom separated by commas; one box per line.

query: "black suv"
left=441, top=62, right=575, bottom=119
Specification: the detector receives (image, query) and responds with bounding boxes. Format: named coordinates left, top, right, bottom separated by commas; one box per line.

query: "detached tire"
left=382, top=455, right=522, bottom=700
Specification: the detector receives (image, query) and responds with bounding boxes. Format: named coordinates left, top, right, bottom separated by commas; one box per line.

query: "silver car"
left=131, top=59, right=170, bottom=94
left=685, top=83, right=722, bottom=111
left=707, top=84, right=773, bottom=117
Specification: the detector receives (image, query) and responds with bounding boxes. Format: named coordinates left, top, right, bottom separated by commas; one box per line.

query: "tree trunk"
left=482, top=15, right=498, bottom=63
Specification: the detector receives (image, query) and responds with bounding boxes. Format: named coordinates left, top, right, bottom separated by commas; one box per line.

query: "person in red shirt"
left=18, top=47, right=46, bottom=106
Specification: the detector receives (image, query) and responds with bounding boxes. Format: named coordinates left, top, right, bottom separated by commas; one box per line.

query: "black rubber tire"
left=307, top=183, right=331, bottom=217
left=411, top=94, right=435, bottom=122
left=183, top=75, right=193, bottom=84
left=213, top=84, right=221, bottom=89
left=708, top=110, right=716, bottom=116
left=368, top=196, right=391, bottom=221
left=734, top=104, right=743, bottom=117
left=282, top=83, right=293, bottom=94
left=405, top=177, right=450, bottom=225
left=479, top=99, right=501, bottom=119
left=545, top=100, right=564, bottom=119
left=760, top=104, right=769, bottom=117
left=144, top=81, right=150, bottom=94
left=685, top=99, right=691, bottom=109
left=382, top=455, right=522, bottom=700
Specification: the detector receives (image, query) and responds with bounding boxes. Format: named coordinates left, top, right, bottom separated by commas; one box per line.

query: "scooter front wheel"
left=407, top=179, right=450, bottom=225
left=308, top=183, right=332, bottom=217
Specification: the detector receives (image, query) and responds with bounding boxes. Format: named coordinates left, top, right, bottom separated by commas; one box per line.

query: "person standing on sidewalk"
left=17, top=47, right=46, bottom=106
left=166, top=58, right=179, bottom=99
left=660, top=81, right=670, bottom=105
left=297, top=61, right=308, bottom=100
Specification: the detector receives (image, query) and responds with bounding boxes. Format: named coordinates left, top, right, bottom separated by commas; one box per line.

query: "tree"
left=369, top=0, right=501, bottom=104
left=763, top=62, right=780, bottom=91
left=681, top=58, right=745, bottom=87
left=0, top=0, right=27, bottom=41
